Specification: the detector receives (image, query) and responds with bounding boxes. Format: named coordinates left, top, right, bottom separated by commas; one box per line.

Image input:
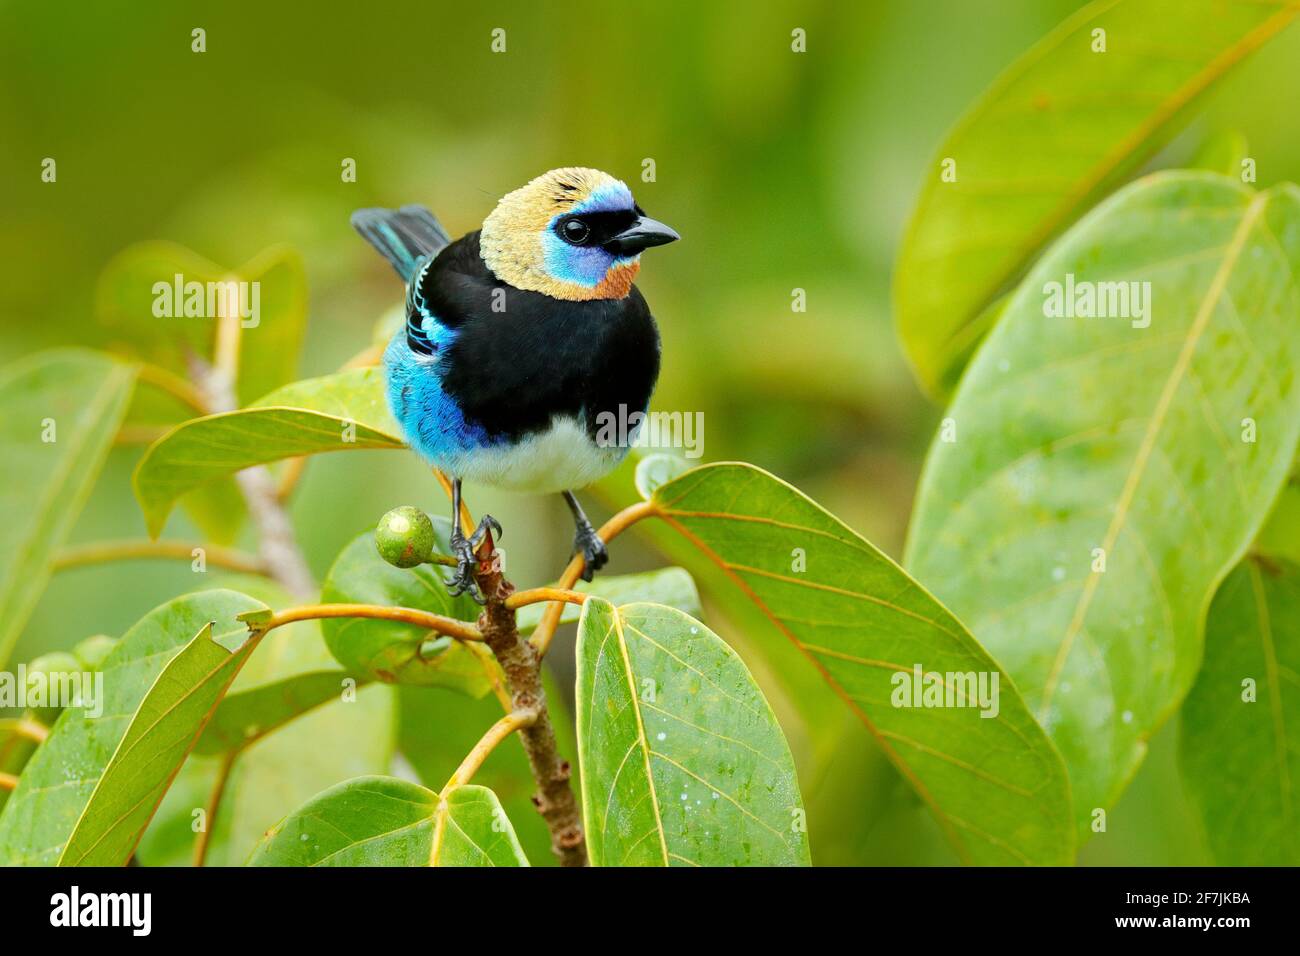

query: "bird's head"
left=479, top=167, right=679, bottom=301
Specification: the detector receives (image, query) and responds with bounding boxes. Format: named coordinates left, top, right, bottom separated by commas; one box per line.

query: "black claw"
left=469, top=514, right=503, bottom=548
left=445, top=532, right=486, bottom=605
left=574, top=524, right=609, bottom=583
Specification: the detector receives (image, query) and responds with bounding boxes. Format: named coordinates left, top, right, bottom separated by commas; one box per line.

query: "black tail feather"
left=351, top=205, right=452, bottom=282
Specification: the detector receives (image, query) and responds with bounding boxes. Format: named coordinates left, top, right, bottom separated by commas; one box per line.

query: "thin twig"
left=52, top=539, right=268, bottom=576
left=275, top=457, right=308, bottom=502
left=192, top=751, right=236, bottom=867
left=443, top=709, right=538, bottom=791
left=12, top=719, right=49, bottom=744
left=189, top=352, right=316, bottom=600
left=114, top=425, right=168, bottom=446
left=135, top=362, right=208, bottom=414
left=257, top=603, right=483, bottom=643
left=530, top=500, right=658, bottom=657
left=506, top=587, right=587, bottom=610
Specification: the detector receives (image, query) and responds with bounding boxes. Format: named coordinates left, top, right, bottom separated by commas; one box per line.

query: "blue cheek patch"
left=542, top=232, right=613, bottom=287
left=542, top=180, right=638, bottom=288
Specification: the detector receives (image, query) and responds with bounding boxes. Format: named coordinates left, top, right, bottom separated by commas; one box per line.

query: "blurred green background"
left=5, top=0, right=1299, bottom=865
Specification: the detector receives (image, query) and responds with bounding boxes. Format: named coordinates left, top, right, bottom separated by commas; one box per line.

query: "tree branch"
left=52, top=539, right=267, bottom=576
left=188, top=353, right=316, bottom=600
left=257, top=603, right=483, bottom=643
left=135, top=362, right=209, bottom=415
left=530, top=500, right=658, bottom=657
left=11, top=718, right=49, bottom=744
left=443, top=709, right=538, bottom=791
left=471, top=531, right=587, bottom=867
left=505, top=587, right=587, bottom=610
left=192, top=750, right=236, bottom=867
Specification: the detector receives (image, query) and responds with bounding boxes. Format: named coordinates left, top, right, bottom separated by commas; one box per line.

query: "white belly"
left=452, top=416, right=627, bottom=494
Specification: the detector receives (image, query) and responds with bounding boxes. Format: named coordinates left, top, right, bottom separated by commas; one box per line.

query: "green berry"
left=27, top=651, right=81, bottom=679
left=375, top=506, right=435, bottom=568
left=25, top=651, right=82, bottom=726
left=73, top=634, right=117, bottom=671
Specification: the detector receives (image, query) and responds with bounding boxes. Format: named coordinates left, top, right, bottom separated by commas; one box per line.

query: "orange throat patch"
left=591, top=259, right=640, bottom=300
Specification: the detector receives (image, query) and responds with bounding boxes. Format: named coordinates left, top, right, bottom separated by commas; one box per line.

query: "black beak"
left=603, top=216, right=680, bottom=256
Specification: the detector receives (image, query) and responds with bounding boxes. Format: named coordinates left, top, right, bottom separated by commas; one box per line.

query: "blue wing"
left=384, top=325, right=491, bottom=472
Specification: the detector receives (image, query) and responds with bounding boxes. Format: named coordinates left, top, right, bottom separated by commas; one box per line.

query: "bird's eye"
left=561, top=218, right=590, bottom=244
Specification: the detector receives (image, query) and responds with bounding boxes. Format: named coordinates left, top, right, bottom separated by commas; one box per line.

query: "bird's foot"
left=468, top=514, right=503, bottom=549
left=445, top=515, right=503, bottom=605
left=573, top=522, right=608, bottom=582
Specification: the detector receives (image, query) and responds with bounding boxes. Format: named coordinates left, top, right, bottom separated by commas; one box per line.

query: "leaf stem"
left=274, top=456, right=308, bottom=502
left=505, top=587, right=587, bottom=610
left=443, top=709, right=538, bottom=791
left=530, top=500, right=658, bottom=657
left=192, top=750, right=236, bottom=867
left=114, top=424, right=169, bottom=446
left=258, top=603, right=483, bottom=643
left=13, top=718, right=49, bottom=744
left=135, top=362, right=208, bottom=414
left=52, top=539, right=268, bottom=576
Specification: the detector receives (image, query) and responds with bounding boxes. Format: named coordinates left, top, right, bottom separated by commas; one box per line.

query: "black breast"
left=417, top=231, right=661, bottom=443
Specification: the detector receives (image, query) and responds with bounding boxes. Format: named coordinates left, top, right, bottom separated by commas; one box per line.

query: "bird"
left=352, top=168, right=679, bottom=602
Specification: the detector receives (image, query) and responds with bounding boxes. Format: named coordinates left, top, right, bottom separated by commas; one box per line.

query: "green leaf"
left=135, top=573, right=397, bottom=866
left=894, top=0, right=1299, bottom=398
left=202, top=583, right=369, bottom=760
left=648, top=462, right=1073, bottom=865
left=178, top=475, right=249, bottom=548
left=132, top=367, right=404, bottom=537
left=142, top=689, right=395, bottom=867
left=1255, top=479, right=1300, bottom=564
left=0, top=720, right=41, bottom=814
left=906, top=173, right=1300, bottom=838
left=1189, top=130, right=1251, bottom=178
left=248, top=776, right=528, bottom=866
left=0, top=349, right=136, bottom=666
left=141, top=688, right=396, bottom=867
left=395, top=675, right=575, bottom=867
left=231, top=247, right=308, bottom=406
left=96, top=242, right=307, bottom=406
left=576, top=598, right=810, bottom=866
left=1180, top=558, right=1300, bottom=864
left=95, top=241, right=226, bottom=367
left=634, top=453, right=693, bottom=499
left=320, top=525, right=495, bottom=690
left=194, top=670, right=357, bottom=755
left=0, top=590, right=268, bottom=865
left=516, top=566, right=701, bottom=634
left=597, top=453, right=879, bottom=862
